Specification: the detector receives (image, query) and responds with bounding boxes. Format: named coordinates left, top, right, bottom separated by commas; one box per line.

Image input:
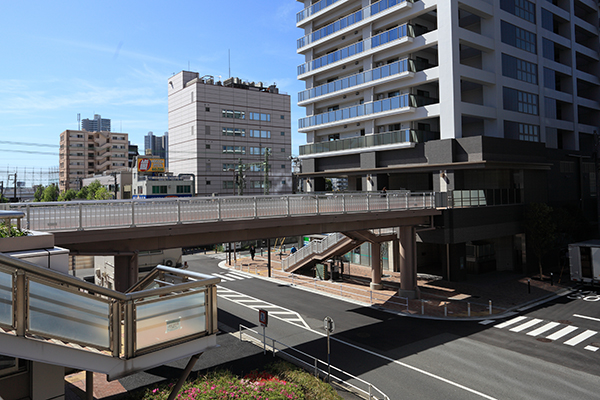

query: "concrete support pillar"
left=114, top=253, right=139, bottom=293
left=370, top=242, right=383, bottom=290
left=399, top=226, right=418, bottom=299
left=392, top=239, right=400, bottom=272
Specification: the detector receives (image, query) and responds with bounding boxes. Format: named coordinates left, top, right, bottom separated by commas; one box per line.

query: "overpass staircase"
left=281, top=229, right=398, bottom=273
left=0, top=253, right=220, bottom=381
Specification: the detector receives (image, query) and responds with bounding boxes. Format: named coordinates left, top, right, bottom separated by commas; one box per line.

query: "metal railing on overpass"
left=7, top=191, right=435, bottom=232
left=0, top=255, right=219, bottom=375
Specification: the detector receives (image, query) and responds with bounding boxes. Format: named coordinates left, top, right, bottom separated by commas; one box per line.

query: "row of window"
left=150, top=185, right=192, bottom=194
left=223, top=181, right=279, bottom=189
left=503, top=87, right=538, bottom=115
left=501, top=21, right=536, bottom=54
left=500, top=0, right=535, bottom=23
left=220, top=146, right=286, bottom=154
left=221, top=163, right=286, bottom=172
left=222, top=110, right=286, bottom=121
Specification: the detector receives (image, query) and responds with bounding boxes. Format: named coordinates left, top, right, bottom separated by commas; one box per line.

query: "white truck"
left=569, top=240, right=600, bottom=283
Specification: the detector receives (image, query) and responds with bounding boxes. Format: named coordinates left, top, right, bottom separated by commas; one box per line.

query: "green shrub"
left=0, top=222, right=28, bottom=238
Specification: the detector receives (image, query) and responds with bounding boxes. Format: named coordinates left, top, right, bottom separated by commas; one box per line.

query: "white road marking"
left=546, top=326, right=578, bottom=341
left=509, top=318, right=543, bottom=333
left=573, top=314, right=600, bottom=323
left=527, top=322, right=560, bottom=337
left=584, top=345, right=599, bottom=352
left=225, top=273, right=246, bottom=280
left=227, top=271, right=251, bottom=279
left=212, top=273, right=235, bottom=281
left=494, top=316, right=527, bottom=329
left=563, top=330, right=597, bottom=346
left=478, top=320, right=495, bottom=325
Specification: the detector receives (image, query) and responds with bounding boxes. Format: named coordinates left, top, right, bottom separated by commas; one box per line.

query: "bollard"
left=550, top=272, right=553, bottom=286
left=468, top=302, right=471, bottom=317
left=314, top=359, right=318, bottom=377
left=528, top=279, right=531, bottom=294
left=444, top=305, right=447, bottom=317
left=421, top=299, right=424, bottom=315
left=489, top=300, right=492, bottom=315
left=370, top=291, right=373, bottom=305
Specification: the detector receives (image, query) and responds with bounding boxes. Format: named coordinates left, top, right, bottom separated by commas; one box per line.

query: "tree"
left=94, top=186, right=112, bottom=200
left=58, top=189, right=77, bottom=202
left=85, top=181, right=103, bottom=200
left=41, top=184, right=59, bottom=202
left=325, top=178, right=333, bottom=192
left=33, top=185, right=45, bottom=202
left=525, top=203, right=556, bottom=280
left=76, top=186, right=89, bottom=200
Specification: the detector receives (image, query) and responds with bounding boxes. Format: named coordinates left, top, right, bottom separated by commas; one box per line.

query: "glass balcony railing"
left=296, top=0, right=340, bottom=23
left=299, top=93, right=415, bottom=129
left=298, top=58, right=411, bottom=103
left=299, top=129, right=438, bottom=156
left=297, top=0, right=410, bottom=49
left=297, top=24, right=412, bottom=76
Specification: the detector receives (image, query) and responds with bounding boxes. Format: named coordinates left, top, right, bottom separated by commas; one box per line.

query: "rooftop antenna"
left=229, top=49, right=231, bottom=78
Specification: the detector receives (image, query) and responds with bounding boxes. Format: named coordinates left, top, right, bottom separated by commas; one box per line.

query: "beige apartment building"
left=59, top=130, right=128, bottom=192
left=168, top=72, right=292, bottom=196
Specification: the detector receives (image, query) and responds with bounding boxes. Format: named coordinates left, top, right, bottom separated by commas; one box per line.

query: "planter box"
left=0, top=230, right=55, bottom=253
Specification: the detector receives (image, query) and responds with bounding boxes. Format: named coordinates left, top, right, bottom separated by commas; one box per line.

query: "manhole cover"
left=537, top=338, right=553, bottom=343
left=557, top=320, right=572, bottom=325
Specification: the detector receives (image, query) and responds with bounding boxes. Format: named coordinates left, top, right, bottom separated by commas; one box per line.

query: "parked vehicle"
left=569, top=240, right=600, bottom=283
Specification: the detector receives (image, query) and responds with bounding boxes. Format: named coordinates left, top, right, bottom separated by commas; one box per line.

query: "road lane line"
left=527, top=322, right=560, bottom=337
left=509, top=318, right=542, bottom=332
left=546, top=326, right=578, bottom=341
left=494, top=316, right=527, bottom=329
left=573, top=314, right=600, bottom=323
left=563, top=330, right=597, bottom=346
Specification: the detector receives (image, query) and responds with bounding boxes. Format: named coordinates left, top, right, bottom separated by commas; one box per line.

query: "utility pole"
left=263, top=149, right=271, bottom=195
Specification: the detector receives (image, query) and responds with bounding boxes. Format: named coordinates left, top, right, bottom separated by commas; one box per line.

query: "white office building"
left=295, top=0, right=600, bottom=279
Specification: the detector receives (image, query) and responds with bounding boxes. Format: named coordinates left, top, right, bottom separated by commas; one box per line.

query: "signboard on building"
left=137, top=158, right=165, bottom=173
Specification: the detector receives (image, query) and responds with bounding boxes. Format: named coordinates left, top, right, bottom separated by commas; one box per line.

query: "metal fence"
left=8, top=191, right=435, bottom=232
left=238, top=324, right=389, bottom=400
left=0, top=255, right=219, bottom=360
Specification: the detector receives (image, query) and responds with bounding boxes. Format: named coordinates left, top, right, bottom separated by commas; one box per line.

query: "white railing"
left=238, top=324, right=390, bottom=400
left=281, top=232, right=347, bottom=270
left=9, top=191, right=435, bottom=232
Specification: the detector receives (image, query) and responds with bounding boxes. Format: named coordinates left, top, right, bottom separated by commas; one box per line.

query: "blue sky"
left=0, top=0, right=305, bottom=174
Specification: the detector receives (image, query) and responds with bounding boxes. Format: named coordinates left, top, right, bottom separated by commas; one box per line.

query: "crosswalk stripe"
left=212, top=273, right=235, bottom=281
left=225, top=273, right=246, bottom=280
left=510, top=318, right=543, bottom=333
left=527, top=322, right=560, bottom=337
left=494, top=316, right=527, bottom=329
left=564, top=330, right=597, bottom=346
left=546, top=326, right=578, bottom=341
left=227, top=271, right=250, bottom=279
left=584, top=345, right=599, bottom=352
left=479, top=320, right=495, bottom=325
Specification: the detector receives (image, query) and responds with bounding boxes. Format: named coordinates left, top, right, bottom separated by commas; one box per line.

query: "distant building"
left=81, top=114, right=111, bottom=132
left=144, top=132, right=168, bottom=167
left=167, top=72, right=292, bottom=196
left=128, top=142, right=139, bottom=168
left=131, top=156, right=194, bottom=199
left=59, top=130, right=128, bottom=192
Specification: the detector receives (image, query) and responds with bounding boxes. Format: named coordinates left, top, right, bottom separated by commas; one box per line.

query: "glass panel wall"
left=0, top=270, right=12, bottom=326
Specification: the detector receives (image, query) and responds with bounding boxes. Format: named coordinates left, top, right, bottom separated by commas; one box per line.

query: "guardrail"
left=8, top=191, right=435, bottom=232
left=0, top=255, right=219, bottom=360
left=238, top=324, right=390, bottom=400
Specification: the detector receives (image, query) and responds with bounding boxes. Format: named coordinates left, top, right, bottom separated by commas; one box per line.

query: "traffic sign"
left=259, top=309, right=268, bottom=327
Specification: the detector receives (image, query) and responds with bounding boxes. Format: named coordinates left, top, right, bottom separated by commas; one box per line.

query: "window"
left=152, top=186, right=167, bottom=194
left=222, top=109, right=246, bottom=119
left=280, top=115, right=285, bottom=119
left=281, top=164, right=286, bottom=169
left=250, top=130, right=271, bottom=138
left=503, top=87, right=538, bottom=115
left=281, top=131, right=285, bottom=136
left=518, top=123, right=539, bottom=142
left=223, top=163, right=235, bottom=171
left=502, top=53, right=537, bottom=84
left=206, top=181, right=211, bottom=185
left=249, top=112, right=271, bottom=121
left=501, top=21, right=536, bottom=53
left=500, top=0, right=535, bottom=23
left=177, top=185, right=191, bottom=193
left=222, top=127, right=246, bottom=136
left=206, top=144, right=210, bottom=149
left=250, top=147, right=270, bottom=155
left=281, top=148, right=286, bottom=152
left=205, top=106, right=210, bottom=112
left=222, top=146, right=246, bottom=154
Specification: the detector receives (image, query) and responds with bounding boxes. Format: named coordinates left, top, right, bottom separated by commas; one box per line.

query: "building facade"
left=144, top=132, right=169, bottom=167
left=81, top=114, right=111, bottom=132
left=59, top=130, right=128, bottom=192
left=295, top=0, right=600, bottom=278
left=168, top=72, right=292, bottom=196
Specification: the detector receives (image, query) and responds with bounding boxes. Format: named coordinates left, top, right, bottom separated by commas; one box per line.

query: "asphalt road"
left=184, top=253, right=600, bottom=400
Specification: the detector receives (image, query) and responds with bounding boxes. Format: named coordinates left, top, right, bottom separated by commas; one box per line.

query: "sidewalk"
left=222, top=251, right=574, bottom=319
